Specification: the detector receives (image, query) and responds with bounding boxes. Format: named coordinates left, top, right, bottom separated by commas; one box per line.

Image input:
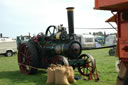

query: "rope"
left=18, top=63, right=46, bottom=71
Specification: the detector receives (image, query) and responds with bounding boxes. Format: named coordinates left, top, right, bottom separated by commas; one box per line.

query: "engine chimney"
left=66, top=7, right=74, bottom=38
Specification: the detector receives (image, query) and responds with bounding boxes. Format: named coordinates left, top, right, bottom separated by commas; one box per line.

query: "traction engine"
left=17, top=7, right=99, bottom=80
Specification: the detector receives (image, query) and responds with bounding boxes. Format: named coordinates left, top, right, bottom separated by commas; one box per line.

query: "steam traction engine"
left=17, top=7, right=99, bottom=80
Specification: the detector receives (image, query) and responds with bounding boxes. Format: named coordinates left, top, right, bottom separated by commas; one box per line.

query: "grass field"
left=0, top=48, right=118, bottom=85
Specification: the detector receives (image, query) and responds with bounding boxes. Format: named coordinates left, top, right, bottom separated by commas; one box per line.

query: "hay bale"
left=55, top=66, right=70, bottom=85
left=46, top=67, right=55, bottom=84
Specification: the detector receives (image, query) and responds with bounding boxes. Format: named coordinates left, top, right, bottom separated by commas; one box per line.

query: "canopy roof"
left=95, top=0, right=128, bottom=11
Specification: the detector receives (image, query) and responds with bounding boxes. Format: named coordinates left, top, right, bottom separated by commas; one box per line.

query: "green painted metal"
left=68, top=59, right=87, bottom=66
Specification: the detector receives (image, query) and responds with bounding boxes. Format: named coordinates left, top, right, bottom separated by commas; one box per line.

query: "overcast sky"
left=0, top=0, right=117, bottom=38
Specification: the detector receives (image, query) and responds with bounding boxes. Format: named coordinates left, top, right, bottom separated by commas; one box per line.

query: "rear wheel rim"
left=18, top=44, right=33, bottom=74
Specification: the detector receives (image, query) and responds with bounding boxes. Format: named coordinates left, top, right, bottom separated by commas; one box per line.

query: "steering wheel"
left=45, top=25, right=57, bottom=36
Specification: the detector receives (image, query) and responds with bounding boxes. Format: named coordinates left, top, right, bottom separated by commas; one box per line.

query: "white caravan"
left=0, top=37, right=17, bottom=56
left=76, top=34, right=96, bottom=48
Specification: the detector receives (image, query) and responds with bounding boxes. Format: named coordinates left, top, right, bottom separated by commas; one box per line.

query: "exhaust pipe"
left=66, top=7, right=74, bottom=37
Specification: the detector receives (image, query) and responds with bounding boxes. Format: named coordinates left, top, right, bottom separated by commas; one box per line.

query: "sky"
left=0, top=0, right=117, bottom=38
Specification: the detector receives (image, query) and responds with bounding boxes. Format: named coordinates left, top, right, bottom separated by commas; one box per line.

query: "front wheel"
left=78, top=54, right=95, bottom=76
left=78, top=54, right=99, bottom=81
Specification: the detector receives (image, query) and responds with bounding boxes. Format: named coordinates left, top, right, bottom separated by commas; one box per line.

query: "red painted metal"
left=105, top=14, right=117, bottom=22
left=18, top=43, right=35, bottom=74
left=18, top=44, right=30, bottom=74
left=95, top=0, right=128, bottom=10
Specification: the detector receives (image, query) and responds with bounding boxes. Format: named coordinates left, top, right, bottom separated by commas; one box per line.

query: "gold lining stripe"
left=67, top=9, right=74, bottom=11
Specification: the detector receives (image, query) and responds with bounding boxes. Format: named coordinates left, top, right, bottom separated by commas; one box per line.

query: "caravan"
left=82, top=34, right=96, bottom=48
left=76, top=34, right=96, bottom=48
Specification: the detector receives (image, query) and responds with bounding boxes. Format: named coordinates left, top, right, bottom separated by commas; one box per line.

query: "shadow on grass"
left=0, top=70, right=48, bottom=85
left=0, top=54, right=5, bottom=57
left=0, top=70, right=82, bottom=85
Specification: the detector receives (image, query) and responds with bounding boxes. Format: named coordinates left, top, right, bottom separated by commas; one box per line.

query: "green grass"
left=0, top=48, right=118, bottom=85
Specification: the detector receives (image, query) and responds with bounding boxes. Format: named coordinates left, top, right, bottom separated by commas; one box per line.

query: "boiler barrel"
left=44, top=40, right=82, bottom=59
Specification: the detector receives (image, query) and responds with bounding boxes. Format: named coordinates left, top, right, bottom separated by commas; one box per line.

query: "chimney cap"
left=66, top=7, right=74, bottom=11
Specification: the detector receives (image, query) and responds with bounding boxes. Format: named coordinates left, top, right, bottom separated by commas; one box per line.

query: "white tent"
left=105, top=35, right=117, bottom=46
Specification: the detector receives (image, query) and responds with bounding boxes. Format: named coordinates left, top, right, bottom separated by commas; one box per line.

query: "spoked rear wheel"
left=78, top=54, right=99, bottom=80
left=18, top=43, right=39, bottom=74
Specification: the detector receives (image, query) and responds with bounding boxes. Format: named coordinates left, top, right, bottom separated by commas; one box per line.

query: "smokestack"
left=0, top=33, right=2, bottom=38
left=66, top=7, right=74, bottom=37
